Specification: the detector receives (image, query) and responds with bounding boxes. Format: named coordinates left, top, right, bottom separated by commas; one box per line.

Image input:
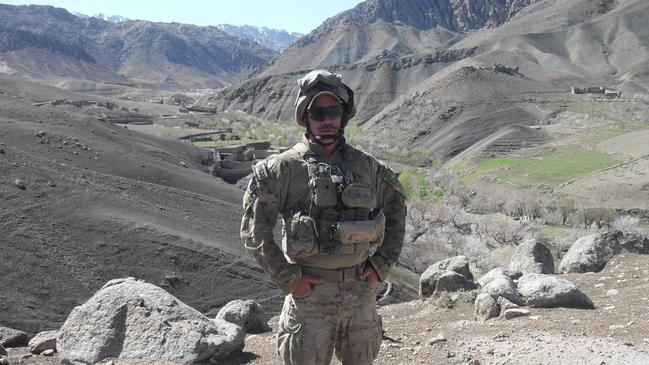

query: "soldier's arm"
left=368, top=166, right=407, bottom=281
left=240, top=161, right=302, bottom=294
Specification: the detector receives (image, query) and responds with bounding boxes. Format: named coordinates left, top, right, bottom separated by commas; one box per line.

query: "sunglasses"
left=307, top=105, right=344, bottom=122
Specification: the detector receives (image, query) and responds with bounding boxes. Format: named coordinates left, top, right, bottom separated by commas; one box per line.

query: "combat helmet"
left=294, top=69, right=356, bottom=128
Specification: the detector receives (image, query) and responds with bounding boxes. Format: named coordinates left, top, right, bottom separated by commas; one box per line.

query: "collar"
left=299, top=134, right=347, bottom=161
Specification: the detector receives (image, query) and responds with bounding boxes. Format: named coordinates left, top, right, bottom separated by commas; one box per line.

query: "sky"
left=1, top=0, right=365, bottom=34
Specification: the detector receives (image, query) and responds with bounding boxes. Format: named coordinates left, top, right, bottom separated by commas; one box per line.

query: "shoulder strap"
left=291, top=142, right=310, bottom=157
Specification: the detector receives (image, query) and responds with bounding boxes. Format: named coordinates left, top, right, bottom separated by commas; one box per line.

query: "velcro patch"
left=254, top=163, right=269, bottom=181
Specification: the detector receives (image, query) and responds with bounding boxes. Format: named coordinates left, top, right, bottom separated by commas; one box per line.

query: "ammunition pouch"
left=312, top=176, right=338, bottom=207
left=335, top=211, right=385, bottom=248
left=283, top=212, right=319, bottom=258
left=341, top=184, right=376, bottom=210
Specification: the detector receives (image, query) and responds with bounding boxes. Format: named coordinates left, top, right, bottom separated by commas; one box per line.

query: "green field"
left=537, top=225, right=571, bottom=239
left=462, top=146, right=617, bottom=185
left=398, top=167, right=446, bottom=201
left=192, top=139, right=264, bottom=148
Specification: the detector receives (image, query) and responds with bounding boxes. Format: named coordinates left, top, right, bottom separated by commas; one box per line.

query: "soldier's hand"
left=291, top=275, right=323, bottom=298
left=362, top=266, right=379, bottom=288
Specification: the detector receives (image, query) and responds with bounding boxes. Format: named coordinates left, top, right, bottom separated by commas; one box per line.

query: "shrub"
left=613, top=215, right=646, bottom=235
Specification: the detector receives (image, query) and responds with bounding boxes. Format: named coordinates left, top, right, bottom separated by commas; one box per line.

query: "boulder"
left=29, top=330, right=58, bottom=354
left=215, top=300, right=271, bottom=334
left=0, top=327, right=29, bottom=347
left=497, top=297, right=520, bottom=312
left=58, top=277, right=244, bottom=365
left=419, top=256, right=473, bottom=298
left=477, top=267, right=522, bottom=287
left=482, top=275, right=523, bottom=305
left=558, top=231, right=622, bottom=273
left=509, top=238, right=554, bottom=274
left=432, top=272, right=478, bottom=297
left=474, top=293, right=500, bottom=320
left=517, top=274, right=594, bottom=309
left=619, top=233, right=649, bottom=255
left=503, top=308, right=530, bottom=320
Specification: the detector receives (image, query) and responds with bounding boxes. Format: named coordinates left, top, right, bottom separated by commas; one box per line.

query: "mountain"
left=0, top=4, right=278, bottom=89
left=73, top=12, right=129, bottom=23
left=217, top=24, right=302, bottom=52
left=259, top=0, right=540, bottom=76
left=206, top=0, right=649, bottom=159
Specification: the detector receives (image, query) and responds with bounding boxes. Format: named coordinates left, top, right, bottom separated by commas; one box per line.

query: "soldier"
left=241, top=69, right=406, bottom=365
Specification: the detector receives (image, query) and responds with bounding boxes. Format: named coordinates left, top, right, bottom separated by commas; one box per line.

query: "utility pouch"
left=341, top=184, right=377, bottom=210
left=335, top=211, right=385, bottom=246
left=284, top=212, right=319, bottom=258
left=312, top=177, right=338, bottom=207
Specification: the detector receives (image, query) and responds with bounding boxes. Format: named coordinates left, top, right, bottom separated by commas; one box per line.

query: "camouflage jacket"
left=240, top=137, right=406, bottom=294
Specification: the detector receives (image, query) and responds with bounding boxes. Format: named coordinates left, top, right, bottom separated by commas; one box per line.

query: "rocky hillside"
left=216, top=24, right=302, bottom=52
left=0, top=4, right=278, bottom=89
left=260, top=0, right=540, bottom=75
left=207, top=0, right=649, bottom=161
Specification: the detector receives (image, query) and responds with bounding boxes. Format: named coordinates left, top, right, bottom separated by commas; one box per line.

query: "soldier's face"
left=307, top=94, right=343, bottom=139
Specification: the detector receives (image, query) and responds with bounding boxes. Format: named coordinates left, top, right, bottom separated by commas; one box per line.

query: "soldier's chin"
left=314, top=134, right=339, bottom=144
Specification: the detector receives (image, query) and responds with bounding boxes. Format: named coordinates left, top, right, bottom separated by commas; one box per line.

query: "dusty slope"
left=357, top=65, right=559, bottom=158
left=454, top=0, right=649, bottom=92
left=0, top=75, right=283, bottom=335
left=233, top=254, right=649, bottom=365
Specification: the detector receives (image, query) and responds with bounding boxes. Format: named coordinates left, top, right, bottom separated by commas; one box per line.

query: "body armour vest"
left=280, top=142, right=386, bottom=260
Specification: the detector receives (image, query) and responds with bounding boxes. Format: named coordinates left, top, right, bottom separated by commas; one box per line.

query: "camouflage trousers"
left=277, top=277, right=382, bottom=365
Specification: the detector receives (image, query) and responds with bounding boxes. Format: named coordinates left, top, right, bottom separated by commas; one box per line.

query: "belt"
left=302, top=263, right=366, bottom=282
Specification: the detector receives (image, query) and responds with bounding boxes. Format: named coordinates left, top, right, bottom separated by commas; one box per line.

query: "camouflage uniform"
left=240, top=71, right=406, bottom=365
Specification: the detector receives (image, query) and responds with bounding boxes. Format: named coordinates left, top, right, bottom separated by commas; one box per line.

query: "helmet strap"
left=306, top=124, right=343, bottom=146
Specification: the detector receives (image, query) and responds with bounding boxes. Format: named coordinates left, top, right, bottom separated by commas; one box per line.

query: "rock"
left=607, top=289, right=619, bottom=296
left=58, top=277, right=244, bottom=365
left=29, top=330, right=58, bottom=354
left=0, top=344, right=6, bottom=356
left=13, top=179, right=26, bottom=190
left=503, top=308, right=530, bottom=320
left=42, top=349, right=55, bottom=357
left=474, top=293, right=500, bottom=320
left=0, top=327, right=29, bottom=347
left=0, top=358, right=7, bottom=365
left=0, top=148, right=5, bottom=154
left=36, top=131, right=46, bottom=138
left=558, top=231, right=623, bottom=273
left=432, top=271, right=478, bottom=297
left=497, top=297, right=519, bottom=311
left=509, top=238, right=554, bottom=274
left=215, top=299, right=271, bottom=334
left=482, top=275, right=523, bottom=305
left=419, top=256, right=473, bottom=298
left=619, top=233, right=649, bottom=255
left=477, top=267, right=522, bottom=287
left=428, top=334, right=447, bottom=345
left=517, top=274, right=595, bottom=309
